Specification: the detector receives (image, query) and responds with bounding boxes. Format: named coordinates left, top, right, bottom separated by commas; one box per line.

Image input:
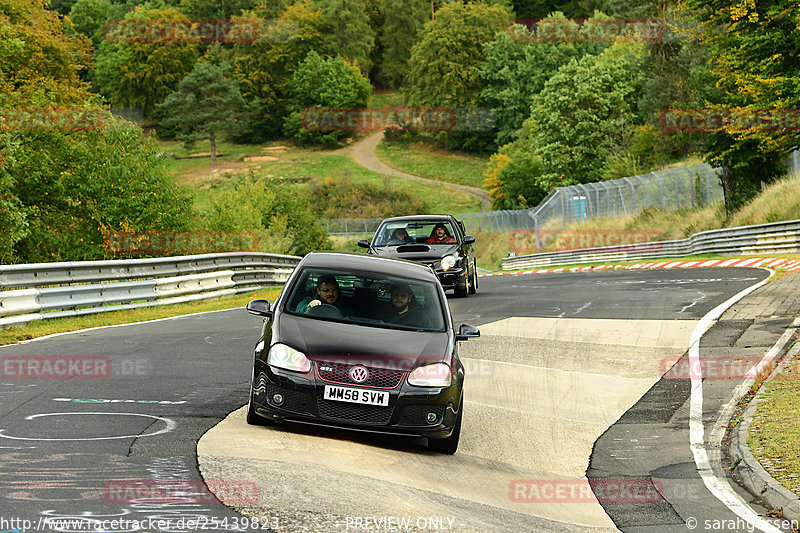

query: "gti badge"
left=349, top=365, right=369, bottom=383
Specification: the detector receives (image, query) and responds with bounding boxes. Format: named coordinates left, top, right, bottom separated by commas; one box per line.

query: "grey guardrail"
left=501, top=219, right=800, bottom=270
left=0, top=252, right=300, bottom=327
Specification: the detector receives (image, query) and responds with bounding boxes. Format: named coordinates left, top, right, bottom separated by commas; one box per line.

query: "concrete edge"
left=730, top=340, right=800, bottom=522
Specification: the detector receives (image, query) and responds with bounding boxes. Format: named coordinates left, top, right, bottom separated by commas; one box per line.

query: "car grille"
left=317, top=399, right=394, bottom=424
left=316, top=362, right=405, bottom=389
left=398, top=404, right=445, bottom=426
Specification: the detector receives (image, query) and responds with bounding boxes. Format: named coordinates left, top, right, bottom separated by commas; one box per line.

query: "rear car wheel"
left=428, top=402, right=462, bottom=454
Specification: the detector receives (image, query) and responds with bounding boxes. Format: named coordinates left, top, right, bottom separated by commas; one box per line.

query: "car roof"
left=298, top=251, right=439, bottom=282
left=380, top=215, right=456, bottom=224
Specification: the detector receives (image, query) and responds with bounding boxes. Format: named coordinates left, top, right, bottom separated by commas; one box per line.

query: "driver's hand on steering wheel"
left=307, top=299, right=322, bottom=308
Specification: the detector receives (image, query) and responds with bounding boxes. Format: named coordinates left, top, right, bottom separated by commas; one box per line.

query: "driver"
left=296, top=274, right=354, bottom=317
left=426, top=224, right=455, bottom=244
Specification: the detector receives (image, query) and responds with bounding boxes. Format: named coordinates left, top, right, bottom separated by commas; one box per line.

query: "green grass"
left=255, top=146, right=481, bottom=214
left=375, top=140, right=489, bottom=189
left=748, top=355, right=800, bottom=499
left=368, top=90, right=405, bottom=109
left=0, top=287, right=282, bottom=346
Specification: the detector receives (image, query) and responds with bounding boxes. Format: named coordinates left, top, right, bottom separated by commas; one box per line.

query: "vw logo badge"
left=349, top=365, right=369, bottom=383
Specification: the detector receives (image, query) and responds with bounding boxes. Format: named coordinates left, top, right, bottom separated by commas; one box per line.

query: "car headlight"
left=440, top=255, right=458, bottom=271
left=408, top=363, right=451, bottom=387
left=267, top=343, right=311, bottom=373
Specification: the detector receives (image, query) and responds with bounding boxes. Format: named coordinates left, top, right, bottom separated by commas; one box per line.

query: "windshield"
left=373, top=221, right=458, bottom=247
left=283, top=267, right=447, bottom=332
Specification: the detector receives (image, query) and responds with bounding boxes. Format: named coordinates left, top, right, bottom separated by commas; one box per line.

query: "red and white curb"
left=481, top=257, right=800, bottom=277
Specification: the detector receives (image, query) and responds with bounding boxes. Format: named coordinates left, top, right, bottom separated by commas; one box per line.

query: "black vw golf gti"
left=245, top=252, right=480, bottom=454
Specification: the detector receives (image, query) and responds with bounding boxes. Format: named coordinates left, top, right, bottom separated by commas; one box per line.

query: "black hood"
left=276, top=313, right=452, bottom=370
left=370, top=244, right=460, bottom=263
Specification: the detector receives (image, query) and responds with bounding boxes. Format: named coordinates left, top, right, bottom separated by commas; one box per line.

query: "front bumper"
left=433, top=267, right=466, bottom=291
left=251, top=361, right=461, bottom=439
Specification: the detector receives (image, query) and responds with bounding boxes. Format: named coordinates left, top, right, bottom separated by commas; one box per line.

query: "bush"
left=307, top=176, right=427, bottom=219
left=200, top=175, right=331, bottom=255
left=283, top=51, right=372, bottom=145
left=4, top=114, right=193, bottom=262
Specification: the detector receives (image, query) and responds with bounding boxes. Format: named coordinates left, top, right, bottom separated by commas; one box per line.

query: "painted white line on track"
left=688, top=269, right=783, bottom=533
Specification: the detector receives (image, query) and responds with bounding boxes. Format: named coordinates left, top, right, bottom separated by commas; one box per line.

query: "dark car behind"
left=358, top=215, right=478, bottom=297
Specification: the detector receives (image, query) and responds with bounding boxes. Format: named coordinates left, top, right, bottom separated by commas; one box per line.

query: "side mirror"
left=246, top=299, right=272, bottom=317
left=463, top=235, right=475, bottom=245
left=357, top=239, right=370, bottom=249
left=455, top=323, right=480, bottom=341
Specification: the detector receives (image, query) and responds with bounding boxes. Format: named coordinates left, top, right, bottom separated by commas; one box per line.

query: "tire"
left=454, top=274, right=469, bottom=298
left=428, top=403, right=462, bottom=455
left=468, top=261, right=477, bottom=295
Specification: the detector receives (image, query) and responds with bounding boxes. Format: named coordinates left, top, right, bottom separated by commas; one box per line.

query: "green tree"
left=486, top=42, right=646, bottom=207
left=94, top=4, right=199, bottom=117
left=5, top=115, right=193, bottom=262
left=378, top=0, right=428, bottom=88
left=178, top=0, right=264, bottom=20
left=682, top=0, right=800, bottom=211
left=283, top=51, right=372, bottom=145
left=202, top=176, right=330, bottom=255
left=229, top=0, right=327, bottom=141
left=405, top=2, right=511, bottom=108
left=480, top=14, right=605, bottom=146
left=314, top=0, right=376, bottom=75
left=158, top=61, right=252, bottom=169
left=68, top=0, right=111, bottom=48
left=1, top=0, right=96, bottom=261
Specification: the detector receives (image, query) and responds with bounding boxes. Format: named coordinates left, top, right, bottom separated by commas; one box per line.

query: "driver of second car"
left=296, top=274, right=354, bottom=316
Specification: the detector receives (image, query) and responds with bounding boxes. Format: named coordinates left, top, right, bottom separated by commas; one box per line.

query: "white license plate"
left=323, top=386, right=389, bottom=406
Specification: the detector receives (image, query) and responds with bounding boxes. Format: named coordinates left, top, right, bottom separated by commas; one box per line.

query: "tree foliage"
left=405, top=2, right=511, bottom=108
left=94, top=4, right=199, bottom=117
left=378, top=0, right=428, bottom=88
left=5, top=116, right=193, bottom=262
left=202, top=176, right=330, bottom=255
left=283, top=51, right=372, bottom=145
left=229, top=0, right=327, bottom=141
left=486, top=42, right=646, bottom=208
left=314, top=0, right=376, bottom=75
left=682, top=0, right=800, bottom=211
left=158, top=61, right=252, bottom=169
left=68, top=0, right=111, bottom=48
left=480, top=14, right=607, bottom=146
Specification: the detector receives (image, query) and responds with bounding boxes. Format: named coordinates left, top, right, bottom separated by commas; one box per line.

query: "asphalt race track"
left=1, top=267, right=794, bottom=533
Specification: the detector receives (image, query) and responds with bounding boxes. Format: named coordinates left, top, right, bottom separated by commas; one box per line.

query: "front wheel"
left=428, top=403, right=462, bottom=455
left=454, top=274, right=468, bottom=298
left=246, top=369, right=272, bottom=426
left=468, top=261, right=477, bottom=295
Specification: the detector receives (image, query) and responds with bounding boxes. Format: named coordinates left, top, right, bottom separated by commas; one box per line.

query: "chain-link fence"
left=322, top=164, right=723, bottom=236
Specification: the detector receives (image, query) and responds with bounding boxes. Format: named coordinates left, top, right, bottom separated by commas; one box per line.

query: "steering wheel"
left=305, top=303, right=345, bottom=319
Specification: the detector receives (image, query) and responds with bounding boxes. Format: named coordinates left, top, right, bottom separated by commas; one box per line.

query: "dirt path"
left=346, top=131, right=492, bottom=212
